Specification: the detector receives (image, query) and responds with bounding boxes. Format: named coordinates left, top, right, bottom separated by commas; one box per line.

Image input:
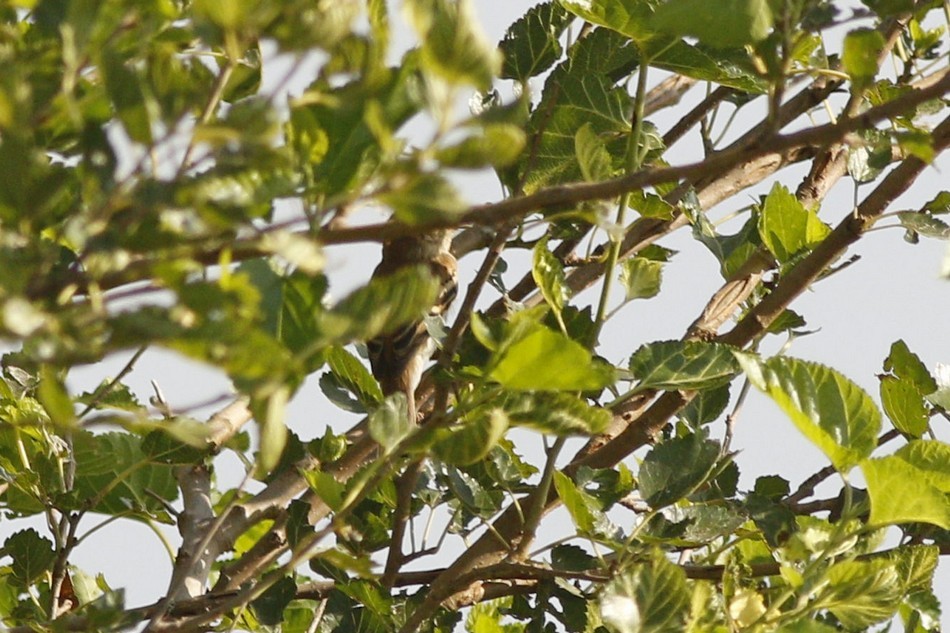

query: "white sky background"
left=1, top=0, right=948, bottom=627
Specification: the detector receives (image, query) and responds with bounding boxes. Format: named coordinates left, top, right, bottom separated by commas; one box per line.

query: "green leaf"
left=897, top=212, right=950, bottom=240
left=628, top=190, right=674, bottom=219
left=241, top=260, right=328, bottom=369
left=522, top=69, right=631, bottom=192
left=432, top=408, right=508, bottom=465
left=575, top=122, right=614, bottom=182
left=679, top=384, right=730, bottom=426
left=629, top=340, right=739, bottom=391
left=302, top=470, right=345, bottom=512
left=758, top=182, right=830, bottom=263
left=250, top=576, right=297, bottom=626
left=77, top=380, right=143, bottom=413
left=72, top=431, right=178, bottom=521
left=502, top=392, right=612, bottom=435
left=490, top=325, right=616, bottom=391
left=883, top=544, right=939, bottom=594
left=500, top=2, right=572, bottom=81
left=258, top=231, right=324, bottom=274
left=434, top=124, right=526, bottom=169
left=861, top=456, right=950, bottom=528
left=141, top=429, right=207, bottom=465
left=533, top=237, right=569, bottom=324
left=824, top=558, right=903, bottom=629
left=101, top=50, right=153, bottom=144
left=693, top=214, right=761, bottom=278
left=896, top=130, right=936, bottom=163
left=4, top=529, right=56, bottom=586
left=553, top=471, right=600, bottom=533
left=842, top=28, right=886, bottom=87
left=651, top=0, right=773, bottom=49
left=551, top=543, right=598, bottom=571
left=880, top=375, right=929, bottom=437
left=560, top=0, right=659, bottom=44
left=619, top=257, right=663, bottom=301
left=257, top=386, right=289, bottom=475
left=599, top=550, right=689, bottom=633
left=37, top=366, right=75, bottom=428
left=846, top=129, right=891, bottom=183
left=379, top=171, right=467, bottom=225
left=862, top=0, right=915, bottom=16
left=405, top=0, right=501, bottom=88
left=321, top=265, right=441, bottom=345
left=638, top=434, right=720, bottom=508
left=883, top=340, right=938, bottom=395
left=923, top=190, right=950, bottom=214
left=651, top=40, right=765, bottom=93
left=326, top=346, right=383, bottom=409
left=736, top=354, right=880, bottom=471
left=368, top=393, right=412, bottom=453
left=288, top=60, right=421, bottom=197
left=894, top=440, right=950, bottom=492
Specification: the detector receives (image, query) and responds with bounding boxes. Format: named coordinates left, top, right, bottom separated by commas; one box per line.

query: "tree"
left=0, top=0, right=949, bottom=630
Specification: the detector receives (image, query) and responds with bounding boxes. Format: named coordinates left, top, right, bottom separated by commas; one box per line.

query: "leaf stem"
left=593, top=61, right=650, bottom=342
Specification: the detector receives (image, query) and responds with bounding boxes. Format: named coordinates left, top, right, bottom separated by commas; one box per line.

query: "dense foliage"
left=0, top=0, right=949, bottom=631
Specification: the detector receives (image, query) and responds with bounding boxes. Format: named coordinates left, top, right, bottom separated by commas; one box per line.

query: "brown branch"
left=28, top=69, right=950, bottom=305
left=396, top=113, right=950, bottom=632
left=663, top=85, right=734, bottom=149
left=381, top=459, right=425, bottom=588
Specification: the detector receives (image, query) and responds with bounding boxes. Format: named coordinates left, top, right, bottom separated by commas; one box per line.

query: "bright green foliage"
left=651, top=0, right=773, bottom=48
left=759, top=182, right=831, bottom=264
left=599, top=551, right=690, bottom=633
left=0, top=0, right=948, bottom=631
left=737, top=354, right=881, bottom=471
left=842, top=29, right=887, bottom=88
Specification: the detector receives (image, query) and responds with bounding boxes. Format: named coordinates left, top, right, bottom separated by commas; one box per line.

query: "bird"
left=367, top=230, right=457, bottom=420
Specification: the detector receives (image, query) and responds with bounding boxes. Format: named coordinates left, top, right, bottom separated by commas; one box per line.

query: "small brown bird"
left=367, top=230, right=457, bottom=418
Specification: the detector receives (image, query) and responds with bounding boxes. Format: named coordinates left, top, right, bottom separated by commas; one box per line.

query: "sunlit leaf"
left=490, top=325, right=616, bottom=391
left=619, top=257, right=663, bottom=301
left=880, top=375, right=929, bottom=437
left=737, top=354, right=880, bottom=471
left=533, top=237, right=569, bottom=323
left=599, top=550, right=689, bottom=633
left=862, top=456, right=950, bottom=528
left=824, top=558, right=903, bottom=629
left=883, top=340, right=938, bottom=395
left=575, top=122, right=614, bottom=182
left=758, top=182, right=830, bottom=263
left=405, top=0, right=501, bottom=88
left=894, top=440, right=950, bottom=492
left=554, top=471, right=600, bottom=533
left=652, top=0, right=773, bottom=48
left=842, top=28, right=886, bottom=87
left=258, top=386, right=289, bottom=474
